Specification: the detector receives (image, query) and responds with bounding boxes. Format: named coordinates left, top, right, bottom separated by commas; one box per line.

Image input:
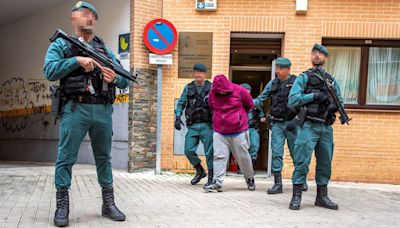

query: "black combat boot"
left=205, top=169, right=213, bottom=187
left=54, top=188, right=69, bottom=227
left=102, top=187, right=126, bottom=221
left=315, top=185, right=338, bottom=210
left=246, top=177, right=256, bottom=191
left=267, top=172, right=283, bottom=194
left=302, top=182, right=308, bottom=191
left=289, top=184, right=303, bottom=210
left=191, top=163, right=206, bottom=185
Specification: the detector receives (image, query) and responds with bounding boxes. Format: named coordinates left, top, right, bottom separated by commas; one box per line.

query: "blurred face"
left=246, top=89, right=251, bottom=94
left=275, top=66, right=290, bottom=80
left=311, top=50, right=328, bottom=67
left=70, top=9, right=97, bottom=35
left=193, top=71, right=207, bottom=84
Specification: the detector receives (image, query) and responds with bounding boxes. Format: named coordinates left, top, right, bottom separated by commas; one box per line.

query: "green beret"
left=240, top=83, right=252, bottom=90
left=72, top=1, right=98, bottom=20
left=276, top=57, right=291, bottom=68
left=312, top=44, right=329, bottom=56
left=193, top=63, right=207, bottom=72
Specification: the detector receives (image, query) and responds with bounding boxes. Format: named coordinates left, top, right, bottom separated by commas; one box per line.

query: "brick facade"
left=130, top=0, right=400, bottom=183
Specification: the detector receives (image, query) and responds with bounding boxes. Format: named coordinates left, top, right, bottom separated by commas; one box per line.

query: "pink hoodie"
left=208, top=75, right=254, bottom=134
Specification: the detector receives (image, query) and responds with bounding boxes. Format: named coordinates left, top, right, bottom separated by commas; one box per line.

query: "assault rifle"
left=49, top=29, right=137, bottom=83
left=314, top=68, right=351, bottom=125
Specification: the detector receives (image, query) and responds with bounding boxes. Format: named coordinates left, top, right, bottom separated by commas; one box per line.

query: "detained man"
left=204, top=75, right=255, bottom=192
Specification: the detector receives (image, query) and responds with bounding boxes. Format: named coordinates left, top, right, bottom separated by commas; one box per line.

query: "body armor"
left=185, top=80, right=212, bottom=126
left=270, top=75, right=297, bottom=121
left=304, top=69, right=336, bottom=125
left=248, top=108, right=263, bottom=129
left=62, top=36, right=115, bottom=104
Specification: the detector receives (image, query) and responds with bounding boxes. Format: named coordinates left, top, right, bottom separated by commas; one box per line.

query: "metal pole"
left=155, top=65, right=162, bottom=174
left=267, top=60, right=276, bottom=177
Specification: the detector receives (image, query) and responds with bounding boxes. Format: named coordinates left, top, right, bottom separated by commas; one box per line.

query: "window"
left=367, top=47, right=400, bottom=105
left=325, top=47, right=361, bottom=104
left=323, top=39, right=400, bottom=110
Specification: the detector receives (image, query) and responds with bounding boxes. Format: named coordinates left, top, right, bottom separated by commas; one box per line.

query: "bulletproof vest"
left=184, top=80, right=212, bottom=126
left=304, top=69, right=334, bottom=120
left=248, top=108, right=262, bottom=129
left=62, top=36, right=116, bottom=104
left=270, top=75, right=297, bottom=121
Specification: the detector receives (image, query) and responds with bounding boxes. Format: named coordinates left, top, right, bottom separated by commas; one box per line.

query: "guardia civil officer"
left=253, top=58, right=308, bottom=194
left=240, top=83, right=266, bottom=166
left=175, top=64, right=214, bottom=186
left=288, top=44, right=343, bottom=210
left=43, top=2, right=128, bottom=226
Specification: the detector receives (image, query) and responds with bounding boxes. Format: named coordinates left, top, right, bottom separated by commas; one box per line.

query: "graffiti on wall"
left=0, top=77, right=53, bottom=132
left=0, top=77, right=130, bottom=133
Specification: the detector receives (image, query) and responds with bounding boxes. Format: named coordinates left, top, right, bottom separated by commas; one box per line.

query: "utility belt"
left=66, top=95, right=111, bottom=104
left=268, top=115, right=292, bottom=123
left=305, top=116, right=326, bottom=124
left=187, top=119, right=211, bottom=126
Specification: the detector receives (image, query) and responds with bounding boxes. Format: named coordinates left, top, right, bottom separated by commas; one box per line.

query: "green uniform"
left=44, top=37, right=128, bottom=189
left=175, top=83, right=213, bottom=169
left=247, top=107, right=265, bottom=161
left=254, top=77, right=297, bottom=173
left=288, top=71, right=343, bottom=185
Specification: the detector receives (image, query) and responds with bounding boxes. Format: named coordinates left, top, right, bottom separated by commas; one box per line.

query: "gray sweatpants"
left=213, top=131, right=255, bottom=186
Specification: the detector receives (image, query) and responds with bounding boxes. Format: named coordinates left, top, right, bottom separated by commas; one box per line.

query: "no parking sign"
left=143, top=18, right=178, bottom=55
left=143, top=18, right=178, bottom=174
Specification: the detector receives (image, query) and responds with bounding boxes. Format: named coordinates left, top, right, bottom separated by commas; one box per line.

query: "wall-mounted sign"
left=195, top=0, right=217, bottom=11
left=178, top=32, right=213, bottom=78
left=118, top=33, right=130, bottom=54
left=143, top=18, right=178, bottom=55
left=149, top=53, right=173, bottom=65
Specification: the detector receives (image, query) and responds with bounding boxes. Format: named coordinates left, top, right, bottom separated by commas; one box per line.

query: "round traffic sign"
left=143, top=18, right=178, bottom=55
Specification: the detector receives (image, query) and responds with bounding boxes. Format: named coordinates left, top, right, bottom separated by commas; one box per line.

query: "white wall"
left=0, top=0, right=130, bottom=79
left=0, top=0, right=131, bottom=169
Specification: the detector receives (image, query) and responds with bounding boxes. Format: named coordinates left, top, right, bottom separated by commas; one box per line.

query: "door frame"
left=229, top=65, right=274, bottom=177
left=229, top=66, right=272, bottom=78
left=267, top=60, right=276, bottom=177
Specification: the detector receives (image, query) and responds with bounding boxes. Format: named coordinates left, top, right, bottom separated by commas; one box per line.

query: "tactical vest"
left=270, top=75, right=297, bottom=121
left=184, top=80, right=212, bottom=126
left=248, top=108, right=262, bottom=129
left=62, top=36, right=116, bottom=104
left=304, top=69, right=334, bottom=121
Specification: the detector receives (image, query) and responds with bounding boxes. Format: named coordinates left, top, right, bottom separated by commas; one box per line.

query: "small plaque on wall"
left=178, top=32, right=213, bottom=78
left=195, top=0, right=217, bottom=11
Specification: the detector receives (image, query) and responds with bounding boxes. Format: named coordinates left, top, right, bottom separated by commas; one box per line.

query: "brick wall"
left=128, top=0, right=162, bottom=170
left=130, top=0, right=400, bottom=183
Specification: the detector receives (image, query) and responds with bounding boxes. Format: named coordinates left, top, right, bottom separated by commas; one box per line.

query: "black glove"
left=286, top=121, right=297, bottom=132
left=326, top=104, right=338, bottom=114
left=174, top=116, right=183, bottom=130
left=313, top=92, right=328, bottom=103
left=325, top=114, right=337, bottom=126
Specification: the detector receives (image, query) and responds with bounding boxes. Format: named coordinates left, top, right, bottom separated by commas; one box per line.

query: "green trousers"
left=55, top=101, right=114, bottom=189
left=184, top=122, right=213, bottom=169
left=248, top=128, right=260, bottom=161
left=291, top=121, right=334, bottom=185
left=271, top=121, right=296, bottom=173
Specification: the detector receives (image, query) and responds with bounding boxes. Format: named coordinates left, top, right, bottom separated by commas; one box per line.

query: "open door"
left=229, top=33, right=282, bottom=174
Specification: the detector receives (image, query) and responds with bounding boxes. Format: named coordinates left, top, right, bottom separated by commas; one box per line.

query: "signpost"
left=143, top=18, right=177, bottom=174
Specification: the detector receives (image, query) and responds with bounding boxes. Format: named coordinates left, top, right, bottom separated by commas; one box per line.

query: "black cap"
left=193, top=63, right=207, bottom=72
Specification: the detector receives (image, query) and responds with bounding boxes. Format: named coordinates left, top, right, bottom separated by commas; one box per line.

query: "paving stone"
left=0, top=163, right=399, bottom=228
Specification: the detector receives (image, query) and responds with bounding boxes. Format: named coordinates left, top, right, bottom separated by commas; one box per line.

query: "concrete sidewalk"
left=0, top=162, right=399, bottom=228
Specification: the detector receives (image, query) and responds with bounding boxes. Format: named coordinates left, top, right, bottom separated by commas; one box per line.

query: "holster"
left=50, top=85, right=62, bottom=118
